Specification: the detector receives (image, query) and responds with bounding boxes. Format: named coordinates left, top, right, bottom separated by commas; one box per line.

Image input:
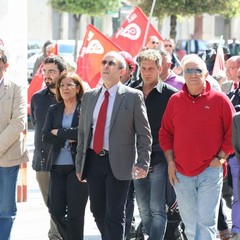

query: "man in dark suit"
left=228, top=38, right=240, bottom=57
left=76, top=51, right=152, bottom=240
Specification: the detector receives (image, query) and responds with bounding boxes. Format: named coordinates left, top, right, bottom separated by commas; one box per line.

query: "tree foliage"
left=49, top=0, right=120, bottom=60
left=50, top=0, right=120, bottom=16
left=135, top=0, right=240, bottom=19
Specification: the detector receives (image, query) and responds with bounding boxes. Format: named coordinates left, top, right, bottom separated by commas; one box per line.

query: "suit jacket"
left=222, top=81, right=234, bottom=94
left=42, top=102, right=81, bottom=169
left=75, top=83, right=152, bottom=181
left=0, top=77, right=29, bottom=167
left=228, top=43, right=240, bottom=56
left=30, top=87, right=57, bottom=171
left=232, top=112, right=240, bottom=199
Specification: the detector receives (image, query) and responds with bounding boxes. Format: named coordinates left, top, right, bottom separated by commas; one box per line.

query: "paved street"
left=11, top=129, right=232, bottom=240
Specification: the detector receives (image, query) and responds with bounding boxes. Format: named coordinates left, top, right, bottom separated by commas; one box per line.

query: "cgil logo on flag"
left=116, top=23, right=141, bottom=40
left=111, top=6, right=163, bottom=58
left=80, top=39, right=104, bottom=57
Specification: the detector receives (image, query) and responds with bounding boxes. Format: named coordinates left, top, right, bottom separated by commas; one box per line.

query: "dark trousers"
left=125, top=180, right=135, bottom=236
left=48, top=165, right=88, bottom=240
left=86, top=149, right=130, bottom=240
left=217, top=198, right=229, bottom=231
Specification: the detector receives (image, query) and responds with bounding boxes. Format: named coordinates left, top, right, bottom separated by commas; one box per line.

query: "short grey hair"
left=104, top=51, right=126, bottom=70
left=138, top=49, right=162, bottom=67
left=181, top=54, right=208, bottom=73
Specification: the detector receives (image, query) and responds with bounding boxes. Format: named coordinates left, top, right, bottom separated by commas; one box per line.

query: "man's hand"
left=168, top=161, right=179, bottom=186
left=132, top=166, right=148, bottom=179
left=76, top=172, right=87, bottom=183
left=210, top=157, right=225, bottom=167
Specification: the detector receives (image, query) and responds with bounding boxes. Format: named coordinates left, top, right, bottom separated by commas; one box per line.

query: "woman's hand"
left=51, top=129, right=58, bottom=136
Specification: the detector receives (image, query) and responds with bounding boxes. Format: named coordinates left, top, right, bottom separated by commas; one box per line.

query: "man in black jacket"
left=30, top=55, right=66, bottom=240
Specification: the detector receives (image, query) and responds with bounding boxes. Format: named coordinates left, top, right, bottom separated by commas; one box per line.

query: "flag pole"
left=142, top=0, right=157, bottom=47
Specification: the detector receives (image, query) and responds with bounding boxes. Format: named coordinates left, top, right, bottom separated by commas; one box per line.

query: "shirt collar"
left=182, top=80, right=211, bottom=98
left=135, top=80, right=165, bottom=93
left=101, top=82, right=120, bottom=97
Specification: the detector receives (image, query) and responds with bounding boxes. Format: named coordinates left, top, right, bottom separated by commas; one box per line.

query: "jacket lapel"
left=0, top=78, right=9, bottom=100
left=110, top=85, right=125, bottom=130
left=72, top=102, right=81, bottom=127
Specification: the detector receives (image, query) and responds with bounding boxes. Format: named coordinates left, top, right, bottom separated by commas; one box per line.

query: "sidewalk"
left=11, top=129, right=232, bottom=240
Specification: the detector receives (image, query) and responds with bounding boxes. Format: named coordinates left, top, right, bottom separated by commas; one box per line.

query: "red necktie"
left=93, top=91, right=109, bottom=154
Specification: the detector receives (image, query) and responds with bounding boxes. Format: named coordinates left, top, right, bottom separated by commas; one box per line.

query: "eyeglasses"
left=42, top=69, right=57, bottom=75
left=59, top=83, right=77, bottom=89
left=151, top=41, right=159, bottom=44
left=164, top=44, right=172, bottom=48
left=184, top=68, right=203, bottom=76
left=101, top=60, right=116, bottom=67
left=226, top=66, right=239, bottom=70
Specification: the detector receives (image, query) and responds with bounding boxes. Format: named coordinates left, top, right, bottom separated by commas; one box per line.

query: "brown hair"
left=55, top=72, right=85, bottom=102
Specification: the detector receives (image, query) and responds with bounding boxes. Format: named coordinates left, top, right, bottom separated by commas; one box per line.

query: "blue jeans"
left=174, top=166, right=223, bottom=240
left=229, top=156, right=240, bottom=234
left=134, top=162, right=167, bottom=240
left=0, top=165, right=19, bottom=240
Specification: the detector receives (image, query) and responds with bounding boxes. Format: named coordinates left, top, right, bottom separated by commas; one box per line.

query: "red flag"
left=76, top=24, right=121, bottom=88
left=111, top=7, right=163, bottom=57
left=27, top=63, right=45, bottom=115
left=212, top=41, right=226, bottom=76
left=49, top=43, right=58, bottom=55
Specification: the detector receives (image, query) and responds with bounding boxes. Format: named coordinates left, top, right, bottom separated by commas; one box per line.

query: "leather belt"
left=98, top=149, right=109, bottom=156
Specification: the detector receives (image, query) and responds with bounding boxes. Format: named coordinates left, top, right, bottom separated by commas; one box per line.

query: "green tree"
left=131, top=0, right=240, bottom=39
left=49, top=0, right=120, bottom=60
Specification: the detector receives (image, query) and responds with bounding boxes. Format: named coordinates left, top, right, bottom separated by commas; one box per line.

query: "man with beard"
left=30, top=55, right=67, bottom=240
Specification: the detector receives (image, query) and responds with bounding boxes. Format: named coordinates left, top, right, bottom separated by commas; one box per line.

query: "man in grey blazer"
left=76, top=51, right=152, bottom=240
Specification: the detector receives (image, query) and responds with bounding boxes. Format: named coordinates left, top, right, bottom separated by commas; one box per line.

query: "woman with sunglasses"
left=42, top=72, right=88, bottom=240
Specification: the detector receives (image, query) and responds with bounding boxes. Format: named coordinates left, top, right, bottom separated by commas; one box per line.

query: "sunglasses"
left=184, top=68, right=203, bottom=76
left=0, top=57, right=7, bottom=64
left=151, top=41, right=159, bottom=44
left=164, top=44, right=172, bottom=48
left=101, top=60, right=116, bottom=67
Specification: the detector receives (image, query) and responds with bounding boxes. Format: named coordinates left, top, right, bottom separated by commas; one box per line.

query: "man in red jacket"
left=159, top=54, right=235, bottom=240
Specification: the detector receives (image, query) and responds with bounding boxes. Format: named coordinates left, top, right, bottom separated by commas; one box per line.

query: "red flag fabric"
left=76, top=24, right=121, bottom=88
left=27, top=63, right=45, bottom=115
left=49, top=43, right=58, bottom=55
left=111, top=7, right=163, bottom=57
left=212, top=42, right=226, bottom=76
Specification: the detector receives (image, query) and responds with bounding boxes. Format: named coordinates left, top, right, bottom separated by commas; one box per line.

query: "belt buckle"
left=99, top=149, right=107, bottom=156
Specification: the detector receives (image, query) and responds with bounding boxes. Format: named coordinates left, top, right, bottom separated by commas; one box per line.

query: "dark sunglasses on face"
left=101, top=60, right=116, bottom=67
left=164, top=44, right=172, bottom=48
left=151, top=41, right=159, bottom=44
left=184, top=68, right=203, bottom=76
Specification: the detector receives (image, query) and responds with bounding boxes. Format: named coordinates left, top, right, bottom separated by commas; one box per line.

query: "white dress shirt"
left=90, top=83, right=119, bottom=151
